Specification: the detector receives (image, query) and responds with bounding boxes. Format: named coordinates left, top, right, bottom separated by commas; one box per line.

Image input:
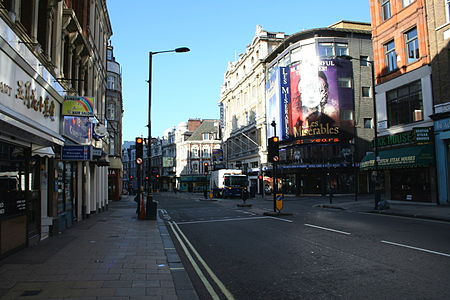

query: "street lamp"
left=337, top=55, right=380, bottom=209
left=147, top=47, right=190, bottom=196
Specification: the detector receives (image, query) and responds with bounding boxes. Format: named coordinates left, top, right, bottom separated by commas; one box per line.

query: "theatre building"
left=262, top=21, right=375, bottom=195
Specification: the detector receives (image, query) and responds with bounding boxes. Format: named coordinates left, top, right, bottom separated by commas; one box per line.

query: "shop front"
left=108, top=157, right=123, bottom=201
left=361, top=130, right=436, bottom=203
left=433, top=105, right=450, bottom=205
left=179, top=175, right=209, bottom=192
left=0, top=31, right=64, bottom=254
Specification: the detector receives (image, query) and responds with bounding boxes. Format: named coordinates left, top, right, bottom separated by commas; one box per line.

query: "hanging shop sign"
left=61, top=145, right=92, bottom=161
left=62, top=96, right=95, bottom=117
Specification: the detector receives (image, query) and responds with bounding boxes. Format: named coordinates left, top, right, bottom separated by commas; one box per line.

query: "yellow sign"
left=62, top=96, right=95, bottom=116
left=276, top=194, right=283, bottom=211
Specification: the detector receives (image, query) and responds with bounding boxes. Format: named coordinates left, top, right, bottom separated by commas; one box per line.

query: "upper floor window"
left=447, top=0, right=450, bottom=22
left=202, top=147, right=210, bottom=158
left=106, top=103, right=116, bottom=120
left=107, top=75, right=116, bottom=90
left=107, top=49, right=113, bottom=61
left=387, top=80, right=423, bottom=127
left=360, top=56, right=370, bottom=66
left=318, top=43, right=334, bottom=57
left=336, top=43, right=349, bottom=56
left=191, top=147, right=199, bottom=158
left=405, top=27, right=419, bottom=64
left=202, top=133, right=210, bottom=140
left=381, top=0, right=392, bottom=21
left=402, top=0, right=414, bottom=7
left=384, top=40, right=397, bottom=72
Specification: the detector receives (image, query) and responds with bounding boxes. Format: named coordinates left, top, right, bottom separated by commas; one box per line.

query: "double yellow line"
left=168, top=221, right=235, bottom=300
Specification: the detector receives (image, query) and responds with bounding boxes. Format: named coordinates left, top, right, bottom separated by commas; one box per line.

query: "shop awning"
left=108, top=157, right=123, bottom=169
left=360, top=144, right=434, bottom=170
left=32, top=145, right=55, bottom=157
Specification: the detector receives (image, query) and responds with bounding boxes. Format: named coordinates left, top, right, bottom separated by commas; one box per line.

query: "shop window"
left=387, top=80, right=423, bottom=126
left=405, top=27, right=419, bottom=64
left=384, top=40, right=397, bottom=72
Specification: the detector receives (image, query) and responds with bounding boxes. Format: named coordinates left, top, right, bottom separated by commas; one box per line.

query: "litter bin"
left=145, top=195, right=157, bottom=220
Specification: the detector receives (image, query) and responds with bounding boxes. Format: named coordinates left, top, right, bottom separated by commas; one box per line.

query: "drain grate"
left=21, top=290, right=42, bottom=296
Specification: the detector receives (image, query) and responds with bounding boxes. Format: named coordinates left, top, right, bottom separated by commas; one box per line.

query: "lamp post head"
left=175, top=47, right=190, bottom=53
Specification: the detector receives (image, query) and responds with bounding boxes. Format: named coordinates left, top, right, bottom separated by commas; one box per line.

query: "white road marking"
left=168, top=222, right=220, bottom=300
left=176, top=216, right=292, bottom=225
left=304, top=223, right=351, bottom=235
left=381, top=240, right=450, bottom=257
left=172, top=222, right=235, bottom=300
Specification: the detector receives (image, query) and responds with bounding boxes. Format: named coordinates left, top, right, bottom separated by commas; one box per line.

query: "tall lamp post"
left=337, top=55, right=380, bottom=209
left=147, top=47, right=190, bottom=197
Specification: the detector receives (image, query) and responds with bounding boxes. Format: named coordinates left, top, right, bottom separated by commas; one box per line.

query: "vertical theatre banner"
left=266, top=67, right=290, bottom=140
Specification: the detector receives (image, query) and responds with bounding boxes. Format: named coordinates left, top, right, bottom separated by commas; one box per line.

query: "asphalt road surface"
left=157, top=192, right=450, bottom=300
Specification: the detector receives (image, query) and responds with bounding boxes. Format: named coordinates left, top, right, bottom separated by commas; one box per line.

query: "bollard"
left=145, top=194, right=157, bottom=220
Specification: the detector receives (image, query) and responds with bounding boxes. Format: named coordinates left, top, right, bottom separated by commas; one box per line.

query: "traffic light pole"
left=270, top=120, right=278, bottom=212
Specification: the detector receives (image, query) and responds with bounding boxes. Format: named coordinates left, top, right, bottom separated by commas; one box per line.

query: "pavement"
left=286, top=193, right=450, bottom=223
left=1, top=193, right=449, bottom=300
left=0, top=195, right=199, bottom=300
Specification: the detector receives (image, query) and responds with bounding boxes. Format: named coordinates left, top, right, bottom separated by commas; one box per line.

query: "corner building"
left=368, top=0, right=436, bottom=203
left=263, top=21, right=375, bottom=195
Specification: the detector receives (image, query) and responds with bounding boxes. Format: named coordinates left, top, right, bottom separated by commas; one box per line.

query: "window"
left=387, top=80, right=423, bottom=126
left=338, top=78, right=352, bottom=88
left=336, top=43, right=349, bottom=56
left=402, top=0, right=414, bottom=7
left=106, top=103, right=116, bottom=120
left=202, top=133, right=209, bottom=140
left=341, top=110, right=353, bottom=121
left=360, top=56, right=369, bottom=66
left=362, top=87, right=371, bottom=97
left=384, top=40, right=397, bottom=72
left=191, top=147, right=199, bottom=158
left=202, top=147, right=210, bottom=158
left=107, top=75, right=115, bottom=89
left=318, top=43, right=334, bottom=57
left=447, top=0, right=450, bottom=22
left=405, top=27, right=419, bottom=64
left=381, top=0, right=391, bottom=21
left=364, top=118, right=373, bottom=128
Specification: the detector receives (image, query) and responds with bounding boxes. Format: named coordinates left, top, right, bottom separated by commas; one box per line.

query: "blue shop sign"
left=435, top=118, right=450, bottom=132
left=62, top=145, right=92, bottom=161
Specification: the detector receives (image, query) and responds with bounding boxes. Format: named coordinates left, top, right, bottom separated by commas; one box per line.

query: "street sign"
left=136, top=158, right=143, bottom=165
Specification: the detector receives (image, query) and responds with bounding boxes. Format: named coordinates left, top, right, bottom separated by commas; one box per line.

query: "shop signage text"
left=1, top=80, right=56, bottom=120
left=62, top=145, right=92, bottom=161
left=373, top=127, right=432, bottom=148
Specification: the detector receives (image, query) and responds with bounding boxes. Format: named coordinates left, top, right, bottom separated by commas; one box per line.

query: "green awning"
left=360, top=144, right=434, bottom=170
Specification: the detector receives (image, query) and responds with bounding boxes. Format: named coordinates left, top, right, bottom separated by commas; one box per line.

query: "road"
left=156, top=192, right=450, bottom=300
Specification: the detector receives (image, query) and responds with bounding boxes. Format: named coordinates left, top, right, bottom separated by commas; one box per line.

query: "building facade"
left=219, top=26, right=286, bottom=194
left=263, top=21, right=375, bottom=195
left=426, top=0, right=450, bottom=205
left=0, top=0, right=112, bottom=256
left=176, top=119, right=221, bottom=192
left=106, top=44, right=123, bottom=201
left=368, top=0, right=437, bottom=203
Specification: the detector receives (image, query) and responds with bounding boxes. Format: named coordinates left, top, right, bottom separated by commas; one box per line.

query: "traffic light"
left=135, top=137, right=143, bottom=165
left=203, top=162, right=209, bottom=174
left=268, top=136, right=280, bottom=163
left=258, top=175, right=263, bottom=180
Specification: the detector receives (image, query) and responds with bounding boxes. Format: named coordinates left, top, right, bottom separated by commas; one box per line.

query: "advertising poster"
left=288, top=58, right=354, bottom=141
left=63, top=116, right=92, bottom=144
left=62, top=96, right=95, bottom=117
left=266, top=67, right=290, bottom=140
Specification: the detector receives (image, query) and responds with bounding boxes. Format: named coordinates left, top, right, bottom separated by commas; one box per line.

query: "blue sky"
left=107, top=0, right=371, bottom=142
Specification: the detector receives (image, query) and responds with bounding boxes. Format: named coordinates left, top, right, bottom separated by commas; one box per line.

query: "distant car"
left=264, top=185, right=272, bottom=195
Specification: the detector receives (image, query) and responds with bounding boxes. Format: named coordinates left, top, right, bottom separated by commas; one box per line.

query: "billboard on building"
left=266, top=67, right=290, bottom=140
left=63, top=116, right=92, bottom=144
left=266, top=58, right=354, bottom=143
